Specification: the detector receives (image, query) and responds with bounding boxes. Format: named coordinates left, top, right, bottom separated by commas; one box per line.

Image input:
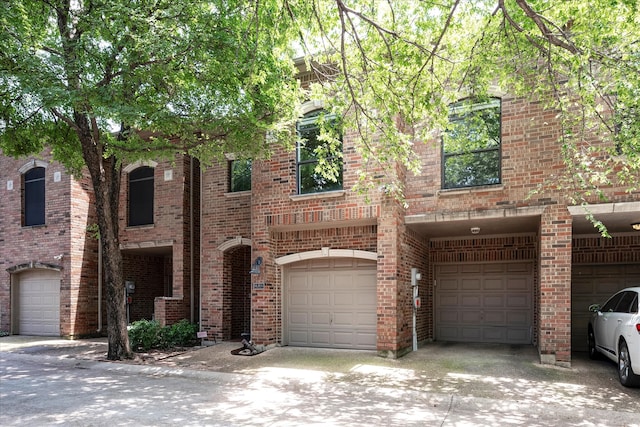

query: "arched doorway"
left=224, top=245, right=251, bottom=340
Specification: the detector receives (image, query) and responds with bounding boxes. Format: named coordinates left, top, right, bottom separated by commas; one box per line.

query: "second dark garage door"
left=435, top=262, right=534, bottom=344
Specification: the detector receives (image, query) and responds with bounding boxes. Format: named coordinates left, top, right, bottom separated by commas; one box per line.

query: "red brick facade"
left=2, top=91, right=638, bottom=367
left=0, top=150, right=99, bottom=337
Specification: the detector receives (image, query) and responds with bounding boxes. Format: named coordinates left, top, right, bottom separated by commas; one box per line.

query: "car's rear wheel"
left=618, top=339, right=640, bottom=387
left=588, top=328, right=599, bottom=360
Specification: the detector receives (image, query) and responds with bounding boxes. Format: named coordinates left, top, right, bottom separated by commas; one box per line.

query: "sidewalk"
left=1, top=335, right=639, bottom=415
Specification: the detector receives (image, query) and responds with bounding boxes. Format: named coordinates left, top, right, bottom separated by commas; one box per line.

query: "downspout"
left=97, top=235, right=102, bottom=332
left=198, top=162, right=203, bottom=329
left=190, top=156, right=195, bottom=323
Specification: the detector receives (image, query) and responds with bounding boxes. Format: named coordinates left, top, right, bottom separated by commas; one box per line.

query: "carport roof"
left=406, top=201, right=640, bottom=239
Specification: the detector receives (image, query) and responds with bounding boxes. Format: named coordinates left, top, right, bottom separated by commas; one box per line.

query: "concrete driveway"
left=1, top=336, right=639, bottom=417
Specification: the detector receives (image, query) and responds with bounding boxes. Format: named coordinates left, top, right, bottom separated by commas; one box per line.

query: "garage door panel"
left=507, top=278, right=529, bottom=291
left=311, top=293, right=331, bottom=306
left=484, top=295, right=505, bottom=307
left=484, top=279, right=503, bottom=290
left=462, top=279, right=481, bottom=290
left=461, top=327, right=482, bottom=340
left=439, top=279, right=459, bottom=291
left=289, top=330, right=309, bottom=345
left=311, top=275, right=330, bottom=290
left=460, top=295, right=481, bottom=307
left=484, top=311, right=506, bottom=323
left=439, top=311, right=458, bottom=323
left=333, top=312, right=354, bottom=326
left=15, top=270, right=60, bottom=336
left=310, top=312, right=331, bottom=326
left=289, top=293, right=308, bottom=306
left=286, top=259, right=376, bottom=350
left=310, top=331, right=331, bottom=346
left=506, top=311, right=529, bottom=325
left=461, top=311, right=482, bottom=323
left=506, top=294, right=529, bottom=308
left=357, top=293, right=377, bottom=306
left=333, top=292, right=354, bottom=305
left=482, top=328, right=506, bottom=342
left=435, top=263, right=533, bottom=345
left=439, top=295, right=458, bottom=306
left=289, top=275, right=309, bottom=290
left=289, top=312, right=308, bottom=326
left=507, top=328, right=530, bottom=342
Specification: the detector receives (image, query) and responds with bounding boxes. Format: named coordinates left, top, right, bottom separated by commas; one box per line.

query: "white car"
left=588, top=286, right=640, bottom=387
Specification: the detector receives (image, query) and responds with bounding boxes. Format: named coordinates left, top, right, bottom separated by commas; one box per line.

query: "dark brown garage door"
left=435, top=263, right=533, bottom=344
left=571, top=264, right=640, bottom=352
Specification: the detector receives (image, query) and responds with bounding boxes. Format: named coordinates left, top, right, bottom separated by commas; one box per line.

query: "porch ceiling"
left=406, top=202, right=640, bottom=239
left=569, top=202, right=640, bottom=236
left=406, top=210, right=540, bottom=239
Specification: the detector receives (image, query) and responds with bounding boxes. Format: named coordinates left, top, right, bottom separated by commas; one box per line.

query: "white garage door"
left=285, top=258, right=377, bottom=350
left=571, top=264, right=639, bottom=352
left=13, top=270, right=60, bottom=336
left=435, top=263, right=533, bottom=344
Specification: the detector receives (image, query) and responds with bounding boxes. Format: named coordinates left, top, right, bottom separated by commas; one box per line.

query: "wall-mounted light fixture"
left=249, top=256, right=263, bottom=275
left=632, top=222, right=640, bottom=231
left=470, top=227, right=480, bottom=235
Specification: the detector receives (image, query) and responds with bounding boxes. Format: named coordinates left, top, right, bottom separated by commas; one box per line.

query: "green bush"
left=128, top=319, right=198, bottom=352
left=160, top=319, right=198, bottom=349
left=128, top=319, right=162, bottom=351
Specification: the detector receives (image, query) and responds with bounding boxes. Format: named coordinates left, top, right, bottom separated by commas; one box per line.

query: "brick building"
left=2, top=87, right=639, bottom=368
left=0, top=152, right=199, bottom=336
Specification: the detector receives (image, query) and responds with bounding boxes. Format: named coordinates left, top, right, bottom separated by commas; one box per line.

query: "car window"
left=601, top=292, right=624, bottom=312
left=627, top=293, right=638, bottom=314
left=615, top=291, right=636, bottom=313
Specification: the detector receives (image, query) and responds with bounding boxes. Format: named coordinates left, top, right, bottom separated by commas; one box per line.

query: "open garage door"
left=13, top=269, right=60, bottom=336
left=571, top=264, right=640, bottom=352
left=285, top=258, right=377, bottom=350
left=435, top=263, right=533, bottom=344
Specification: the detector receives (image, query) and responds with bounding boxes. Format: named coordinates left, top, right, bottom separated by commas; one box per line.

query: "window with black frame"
left=229, top=159, right=252, bottom=192
left=296, top=110, right=343, bottom=194
left=128, top=166, right=154, bottom=226
left=442, top=98, right=501, bottom=189
left=23, top=166, right=45, bottom=226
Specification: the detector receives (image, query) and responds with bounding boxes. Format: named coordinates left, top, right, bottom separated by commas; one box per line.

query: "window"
left=128, top=166, right=154, bottom=226
left=23, top=167, right=45, bottom=226
left=296, top=110, right=343, bottom=194
left=615, top=291, right=638, bottom=314
left=442, top=98, right=501, bottom=189
left=601, top=291, right=625, bottom=313
left=229, top=159, right=252, bottom=192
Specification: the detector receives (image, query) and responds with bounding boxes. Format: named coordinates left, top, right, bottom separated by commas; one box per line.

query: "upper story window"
left=229, top=159, right=252, bottom=192
left=442, top=98, right=501, bottom=189
left=128, top=166, right=154, bottom=226
left=23, top=167, right=45, bottom=226
left=296, top=110, right=343, bottom=194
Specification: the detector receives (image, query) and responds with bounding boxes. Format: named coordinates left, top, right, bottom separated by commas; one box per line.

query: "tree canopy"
left=1, top=0, right=638, bottom=357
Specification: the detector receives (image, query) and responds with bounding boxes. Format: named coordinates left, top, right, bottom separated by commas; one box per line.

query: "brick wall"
left=0, top=150, right=98, bottom=337
left=122, top=254, right=167, bottom=322
left=119, top=154, right=199, bottom=327
left=200, top=156, right=252, bottom=339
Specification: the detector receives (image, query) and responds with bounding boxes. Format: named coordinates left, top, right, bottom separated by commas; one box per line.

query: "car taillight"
left=636, top=324, right=640, bottom=334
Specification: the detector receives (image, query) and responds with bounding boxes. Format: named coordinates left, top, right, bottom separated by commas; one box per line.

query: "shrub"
left=128, top=319, right=198, bottom=352
left=160, top=319, right=198, bottom=348
left=128, top=319, right=161, bottom=351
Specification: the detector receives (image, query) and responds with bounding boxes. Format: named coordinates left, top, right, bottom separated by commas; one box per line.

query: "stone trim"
left=6, top=261, right=62, bottom=273
left=275, top=248, right=377, bottom=265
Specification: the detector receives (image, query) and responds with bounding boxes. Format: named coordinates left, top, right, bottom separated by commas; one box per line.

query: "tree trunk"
left=77, top=118, right=132, bottom=360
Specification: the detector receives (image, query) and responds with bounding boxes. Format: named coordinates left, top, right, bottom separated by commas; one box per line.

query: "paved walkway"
left=1, top=336, right=639, bottom=423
